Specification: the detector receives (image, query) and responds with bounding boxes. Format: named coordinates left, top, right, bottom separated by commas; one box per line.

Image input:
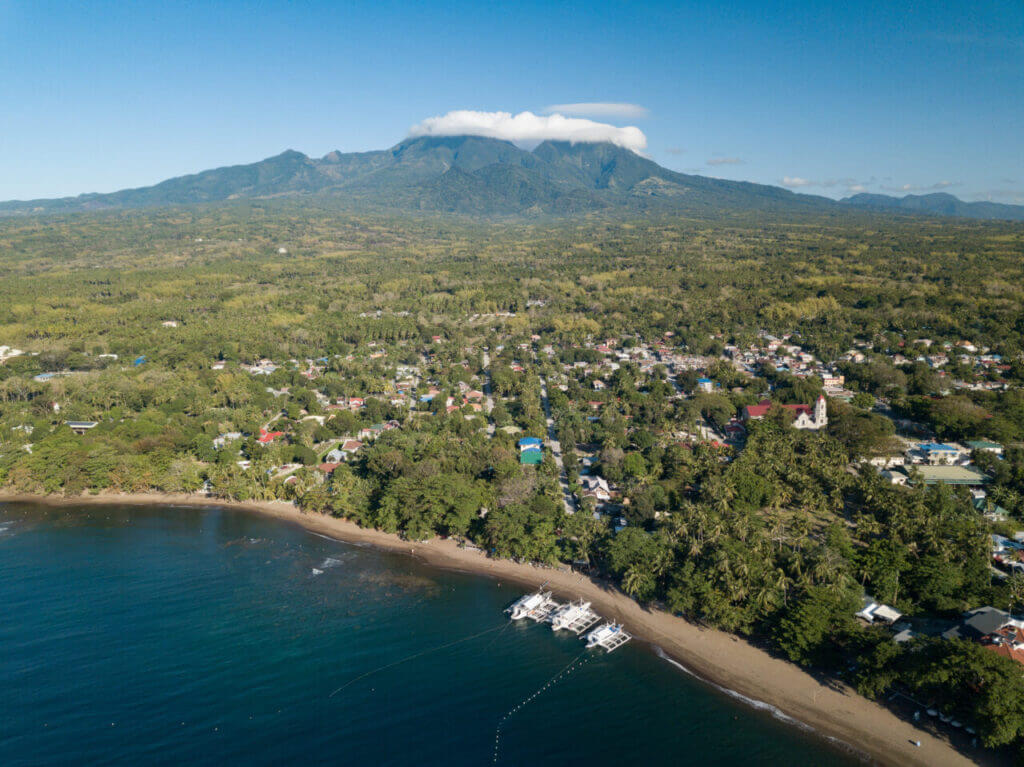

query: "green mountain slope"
left=0, top=135, right=837, bottom=217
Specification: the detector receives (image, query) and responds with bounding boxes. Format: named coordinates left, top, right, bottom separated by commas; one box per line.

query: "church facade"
left=742, top=394, right=828, bottom=430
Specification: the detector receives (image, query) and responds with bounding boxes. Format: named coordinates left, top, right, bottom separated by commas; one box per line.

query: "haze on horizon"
left=1, top=0, right=1021, bottom=203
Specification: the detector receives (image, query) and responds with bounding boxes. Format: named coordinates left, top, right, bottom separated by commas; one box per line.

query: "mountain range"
left=2, top=136, right=1021, bottom=221
left=838, top=192, right=1024, bottom=222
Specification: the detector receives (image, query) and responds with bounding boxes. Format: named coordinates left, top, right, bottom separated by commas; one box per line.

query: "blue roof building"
left=920, top=442, right=957, bottom=452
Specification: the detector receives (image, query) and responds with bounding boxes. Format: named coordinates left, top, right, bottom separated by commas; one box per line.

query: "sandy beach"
left=0, top=490, right=1000, bottom=767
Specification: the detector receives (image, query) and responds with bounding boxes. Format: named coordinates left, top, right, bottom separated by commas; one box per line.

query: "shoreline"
left=0, top=490, right=1000, bottom=767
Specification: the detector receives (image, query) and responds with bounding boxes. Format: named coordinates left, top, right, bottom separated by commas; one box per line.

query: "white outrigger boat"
left=585, top=622, right=631, bottom=652
left=506, top=590, right=560, bottom=622
left=549, top=599, right=600, bottom=634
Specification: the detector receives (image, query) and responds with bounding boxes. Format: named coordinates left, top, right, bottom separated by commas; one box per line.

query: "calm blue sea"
left=0, top=502, right=860, bottom=766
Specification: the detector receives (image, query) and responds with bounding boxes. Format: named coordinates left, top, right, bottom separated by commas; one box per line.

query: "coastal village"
left=4, top=322, right=1024, bottom=662
left=4, top=311, right=1024, bottom=752
left=5, top=2, right=1024, bottom=763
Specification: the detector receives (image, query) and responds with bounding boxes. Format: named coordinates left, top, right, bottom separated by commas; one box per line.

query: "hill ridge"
left=3, top=137, right=1021, bottom=220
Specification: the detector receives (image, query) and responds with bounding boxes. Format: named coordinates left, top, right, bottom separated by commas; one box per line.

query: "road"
left=481, top=350, right=495, bottom=435
left=538, top=373, right=575, bottom=514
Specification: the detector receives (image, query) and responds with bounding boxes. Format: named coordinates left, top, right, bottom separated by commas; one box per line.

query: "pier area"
left=506, top=590, right=560, bottom=622
left=585, top=622, right=632, bottom=653
left=550, top=600, right=600, bottom=635
left=506, top=591, right=631, bottom=652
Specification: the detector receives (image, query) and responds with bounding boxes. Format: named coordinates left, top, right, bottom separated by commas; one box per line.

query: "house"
left=213, top=431, right=242, bottom=449
left=880, top=469, right=909, bottom=486
left=982, top=625, right=1024, bottom=665
left=891, top=623, right=917, bottom=643
left=918, top=442, right=961, bottom=465
left=518, top=436, right=543, bottom=465
left=518, top=437, right=543, bottom=452
left=257, top=428, right=284, bottom=444
left=742, top=395, right=828, bottom=430
left=520, top=449, right=543, bottom=465
left=323, top=439, right=363, bottom=463
left=855, top=596, right=903, bottom=625
left=696, top=377, right=714, bottom=393
left=942, top=607, right=1022, bottom=641
left=318, top=462, right=341, bottom=475
left=903, top=465, right=989, bottom=486
left=580, top=475, right=611, bottom=502
left=723, top=420, right=746, bottom=440
left=867, top=455, right=905, bottom=468
left=67, top=421, right=98, bottom=435
left=359, top=425, right=383, bottom=440
left=967, top=440, right=1003, bottom=456
left=977, top=497, right=1010, bottom=521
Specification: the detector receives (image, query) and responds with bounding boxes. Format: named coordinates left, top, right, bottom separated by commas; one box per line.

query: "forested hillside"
left=3, top=205, right=1024, bottom=758
left=0, top=137, right=835, bottom=216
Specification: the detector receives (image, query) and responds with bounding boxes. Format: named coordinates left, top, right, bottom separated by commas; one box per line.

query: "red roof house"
left=258, top=428, right=285, bottom=444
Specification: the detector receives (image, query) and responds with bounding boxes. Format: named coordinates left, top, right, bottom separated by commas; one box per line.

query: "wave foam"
left=653, top=647, right=860, bottom=756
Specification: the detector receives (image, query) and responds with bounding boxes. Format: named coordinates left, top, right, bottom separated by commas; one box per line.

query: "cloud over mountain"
left=543, top=102, right=649, bottom=118
left=408, top=110, right=647, bottom=153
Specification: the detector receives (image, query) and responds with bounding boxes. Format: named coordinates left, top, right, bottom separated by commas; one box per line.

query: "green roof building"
left=966, top=440, right=1003, bottom=454
left=904, top=465, right=990, bottom=485
left=520, top=449, right=543, bottom=465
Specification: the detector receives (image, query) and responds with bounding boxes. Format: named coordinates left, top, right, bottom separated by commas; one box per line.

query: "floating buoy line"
left=493, top=649, right=592, bottom=764
left=327, top=623, right=505, bottom=698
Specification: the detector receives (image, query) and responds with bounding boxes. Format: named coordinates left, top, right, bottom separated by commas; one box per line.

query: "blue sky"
left=1, top=0, right=1021, bottom=202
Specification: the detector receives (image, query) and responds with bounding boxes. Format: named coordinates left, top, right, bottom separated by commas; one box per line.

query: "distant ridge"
left=0, top=137, right=834, bottom=217
left=2, top=137, right=1021, bottom=221
left=840, top=192, right=1024, bottom=222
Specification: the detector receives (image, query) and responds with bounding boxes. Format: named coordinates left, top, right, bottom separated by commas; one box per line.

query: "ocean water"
left=0, top=502, right=860, bottom=766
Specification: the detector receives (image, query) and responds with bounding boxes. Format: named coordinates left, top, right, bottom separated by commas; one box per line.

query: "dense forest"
left=3, top=203, right=1024, bottom=758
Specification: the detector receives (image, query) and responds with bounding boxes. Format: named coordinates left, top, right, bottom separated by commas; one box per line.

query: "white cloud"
left=880, top=180, right=959, bottom=193
left=408, top=110, right=647, bottom=153
left=543, top=102, right=649, bottom=118
left=776, top=176, right=875, bottom=194
left=664, top=146, right=685, bottom=155
left=706, top=157, right=744, bottom=166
